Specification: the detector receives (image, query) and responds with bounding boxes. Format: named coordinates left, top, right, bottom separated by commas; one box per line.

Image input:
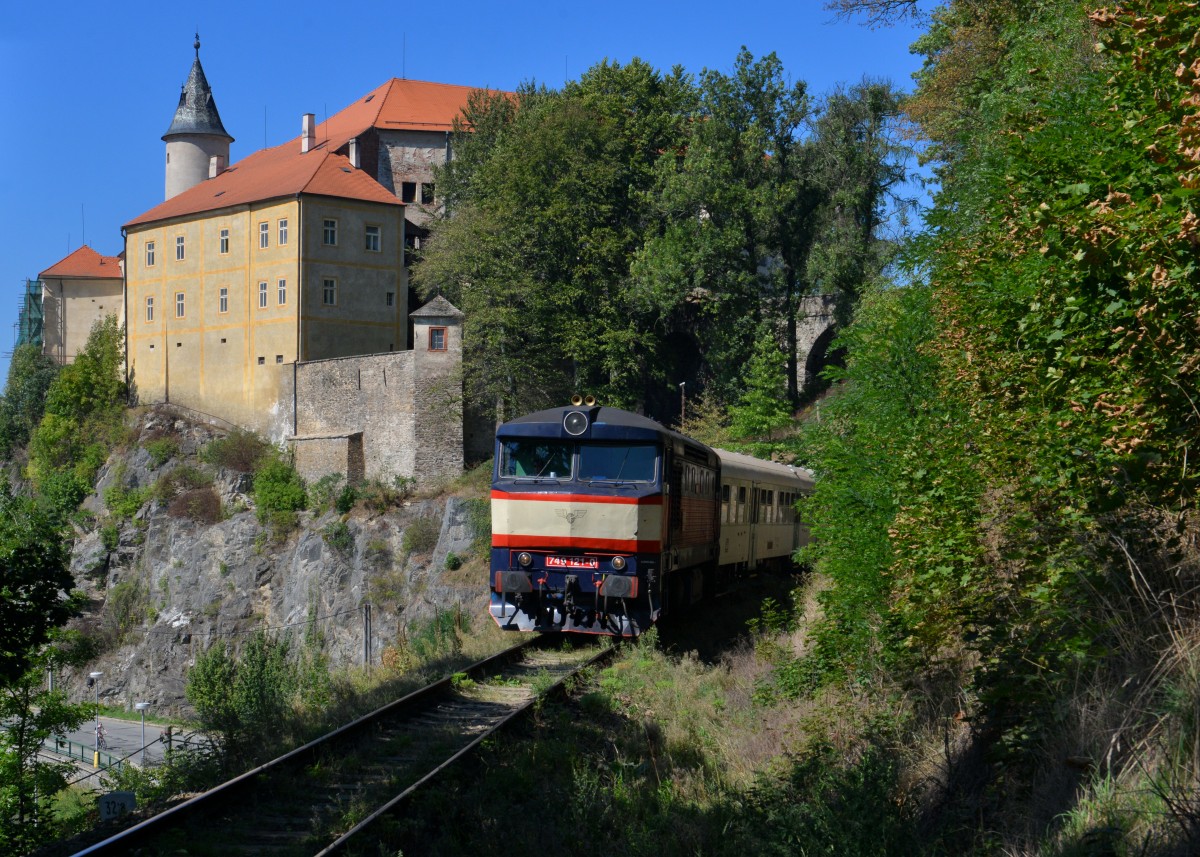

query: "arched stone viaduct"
left=796, top=293, right=839, bottom=394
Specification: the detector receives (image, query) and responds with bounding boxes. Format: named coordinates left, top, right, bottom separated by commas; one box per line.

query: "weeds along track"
left=74, top=636, right=612, bottom=857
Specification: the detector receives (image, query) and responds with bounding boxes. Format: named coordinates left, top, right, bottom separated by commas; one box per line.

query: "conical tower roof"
left=162, top=35, right=233, bottom=142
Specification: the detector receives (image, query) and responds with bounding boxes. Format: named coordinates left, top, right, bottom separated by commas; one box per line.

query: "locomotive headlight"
left=611, top=555, right=627, bottom=571
left=516, top=552, right=533, bottom=568
left=563, top=410, right=589, bottom=436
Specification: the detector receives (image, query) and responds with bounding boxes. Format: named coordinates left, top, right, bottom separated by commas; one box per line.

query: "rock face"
left=67, top=409, right=485, bottom=715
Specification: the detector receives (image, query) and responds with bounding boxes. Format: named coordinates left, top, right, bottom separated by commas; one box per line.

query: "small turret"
left=162, top=35, right=233, bottom=200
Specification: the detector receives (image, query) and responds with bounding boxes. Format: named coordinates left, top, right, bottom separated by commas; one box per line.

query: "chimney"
left=209, top=154, right=227, bottom=178
left=302, top=113, right=316, bottom=153
left=348, top=137, right=360, bottom=169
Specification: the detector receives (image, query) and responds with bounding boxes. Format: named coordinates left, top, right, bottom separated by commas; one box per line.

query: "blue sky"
left=0, top=1, right=929, bottom=380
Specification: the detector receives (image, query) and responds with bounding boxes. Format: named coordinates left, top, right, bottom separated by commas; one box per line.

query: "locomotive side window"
left=499, top=440, right=573, bottom=479
left=578, top=444, right=658, bottom=483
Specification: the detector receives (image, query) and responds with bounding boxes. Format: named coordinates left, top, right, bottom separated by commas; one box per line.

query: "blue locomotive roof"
left=497, top=406, right=676, bottom=443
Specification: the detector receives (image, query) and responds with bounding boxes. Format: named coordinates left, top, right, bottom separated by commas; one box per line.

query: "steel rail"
left=71, top=636, right=547, bottom=857
left=315, top=642, right=617, bottom=856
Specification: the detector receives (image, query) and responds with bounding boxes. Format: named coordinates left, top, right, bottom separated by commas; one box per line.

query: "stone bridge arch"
left=796, top=294, right=839, bottom=394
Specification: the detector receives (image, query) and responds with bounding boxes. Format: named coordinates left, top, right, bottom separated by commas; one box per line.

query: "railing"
left=50, top=736, right=123, bottom=771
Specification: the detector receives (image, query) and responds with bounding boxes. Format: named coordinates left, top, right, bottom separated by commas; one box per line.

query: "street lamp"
left=679, top=381, right=687, bottom=424
left=134, top=702, right=151, bottom=767
left=87, top=671, right=102, bottom=765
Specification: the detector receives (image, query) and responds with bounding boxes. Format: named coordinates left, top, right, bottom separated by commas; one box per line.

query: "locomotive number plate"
left=545, top=556, right=599, bottom=569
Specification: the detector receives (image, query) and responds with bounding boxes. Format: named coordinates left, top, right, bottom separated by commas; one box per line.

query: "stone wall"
left=291, top=351, right=419, bottom=483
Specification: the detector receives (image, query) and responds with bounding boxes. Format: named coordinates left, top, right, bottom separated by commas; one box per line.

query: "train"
left=488, top=399, right=815, bottom=636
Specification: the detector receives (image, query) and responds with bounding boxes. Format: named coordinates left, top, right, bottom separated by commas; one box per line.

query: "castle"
left=34, top=37, right=487, bottom=485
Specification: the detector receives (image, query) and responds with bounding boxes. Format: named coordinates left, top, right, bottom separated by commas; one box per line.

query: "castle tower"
left=162, top=35, right=233, bottom=200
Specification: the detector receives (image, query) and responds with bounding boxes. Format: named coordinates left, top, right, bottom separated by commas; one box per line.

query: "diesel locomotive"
left=488, top=400, right=814, bottom=636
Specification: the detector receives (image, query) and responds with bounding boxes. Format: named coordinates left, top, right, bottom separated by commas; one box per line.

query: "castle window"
left=278, top=219, right=288, bottom=245
left=259, top=222, right=269, bottom=249
left=365, top=225, right=381, bottom=252
left=175, top=236, right=185, bottom=261
left=275, top=355, right=283, bottom=364
left=175, top=292, right=185, bottom=318
left=219, top=287, right=228, bottom=314
left=385, top=291, right=394, bottom=307
left=145, top=241, right=156, bottom=267
left=421, top=183, right=435, bottom=204
left=322, top=278, right=337, bottom=305
left=322, top=219, right=338, bottom=246
left=258, top=282, right=268, bottom=309
left=145, top=296, right=154, bottom=322
left=257, top=356, right=265, bottom=365
left=401, top=182, right=416, bottom=203
left=428, top=326, right=447, bottom=351
left=219, top=228, right=229, bottom=254
left=277, top=279, right=287, bottom=305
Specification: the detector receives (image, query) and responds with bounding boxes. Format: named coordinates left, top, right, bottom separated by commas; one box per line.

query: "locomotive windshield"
left=499, top=439, right=574, bottom=479
left=579, top=443, right=658, bottom=483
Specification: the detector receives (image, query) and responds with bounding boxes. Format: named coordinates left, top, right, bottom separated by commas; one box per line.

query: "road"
left=59, top=715, right=171, bottom=766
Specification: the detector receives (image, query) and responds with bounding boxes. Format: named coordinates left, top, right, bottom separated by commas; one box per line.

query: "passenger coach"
left=489, top=401, right=814, bottom=637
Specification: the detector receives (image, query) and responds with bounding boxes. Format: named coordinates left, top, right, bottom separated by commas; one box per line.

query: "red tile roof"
left=39, top=246, right=123, bottom=279
left=125, top=79, right=496, bottom=230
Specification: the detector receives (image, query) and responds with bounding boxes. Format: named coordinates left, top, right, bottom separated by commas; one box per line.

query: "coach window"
left=721, top=484, right=731, bottom=523
left=737, top=487, right=747, bottom=523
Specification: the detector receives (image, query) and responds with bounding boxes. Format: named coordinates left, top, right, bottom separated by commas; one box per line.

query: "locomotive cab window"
left=578, top=444, right=658, bottom=483
left=499, top=440, right=573, bottom=479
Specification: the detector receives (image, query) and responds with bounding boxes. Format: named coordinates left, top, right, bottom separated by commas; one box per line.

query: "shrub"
left=307, top=473, right=344, bottom=515
left=322, top=520, right=353, bottom=553
left=253, top=458, right=306, bottom=519
left=359, top=475, right=415, bottom=512
left=100, top=524, right=119, bottom=552
left=444, top=552, right=462, bottom=571
left=104, top=481, right=151, bottom=520
left=335, top=484, right=358, bottom=514
left=201, top=429, right=272, bottom=473
left=167, top=487, right=223, bottom=524
left=143, top=436, right=180, bottom=469
left=401, top=515, right=440, bottom=554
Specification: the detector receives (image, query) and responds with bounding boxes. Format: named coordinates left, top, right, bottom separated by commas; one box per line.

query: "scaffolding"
left=10, top=278, right=44, bottom=356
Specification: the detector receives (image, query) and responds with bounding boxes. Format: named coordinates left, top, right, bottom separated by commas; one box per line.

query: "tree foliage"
left=416, top=52, right=907, bottom=425
left=0, top=345, right=58, bottom=460
left=0, top=485, right=77, bottom=686
left=26, top=315, right=126, bottom=514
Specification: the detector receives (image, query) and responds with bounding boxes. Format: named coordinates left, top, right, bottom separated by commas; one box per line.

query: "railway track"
left=73, top=635, right=613, bottom=856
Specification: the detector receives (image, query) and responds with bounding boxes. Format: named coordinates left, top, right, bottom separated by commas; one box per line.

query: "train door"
left=748, top=482, right=759, bottom=568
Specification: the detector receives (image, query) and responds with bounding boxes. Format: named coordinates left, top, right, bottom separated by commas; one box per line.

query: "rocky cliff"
left=66, top=407, right=486, bottom=716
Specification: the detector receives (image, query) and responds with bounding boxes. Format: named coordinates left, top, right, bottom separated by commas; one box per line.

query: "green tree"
left=0, top=345, right=59, bottom=459
left=729, top=328, right=794, bottom=440
left=186, top=631, right=298, bottom=768
left=0, top=638, right=91, bottom=854
left=26, top=315, right=126, bottom=513
left=0, top=485, right=77, bottom=685
left=417, top=60, right=698, bottom=418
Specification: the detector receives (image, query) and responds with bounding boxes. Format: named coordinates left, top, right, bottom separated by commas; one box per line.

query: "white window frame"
left=219, top=228, right=229, bottom=254
left=322, top=278, right=337, bottom=306
left=259, top=222, right=269, bottom=249
left=278, top=219, right=288, bottom=245
left=175, top=291, right=185, bottom=318
left=175, top=235, right=185, bottom=261
left=277, top=279, right=287, bottom=306
left=322, top=219, right=338, bottom=246
left=146, top=241, right=156, bottom=267
left=219, top=287, right=228, bottom=314
left=365, top=224, right=381, bottom=252
left=258, top=281, right=268, bottom=309
left=145, top=296, right=154, bottom=322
